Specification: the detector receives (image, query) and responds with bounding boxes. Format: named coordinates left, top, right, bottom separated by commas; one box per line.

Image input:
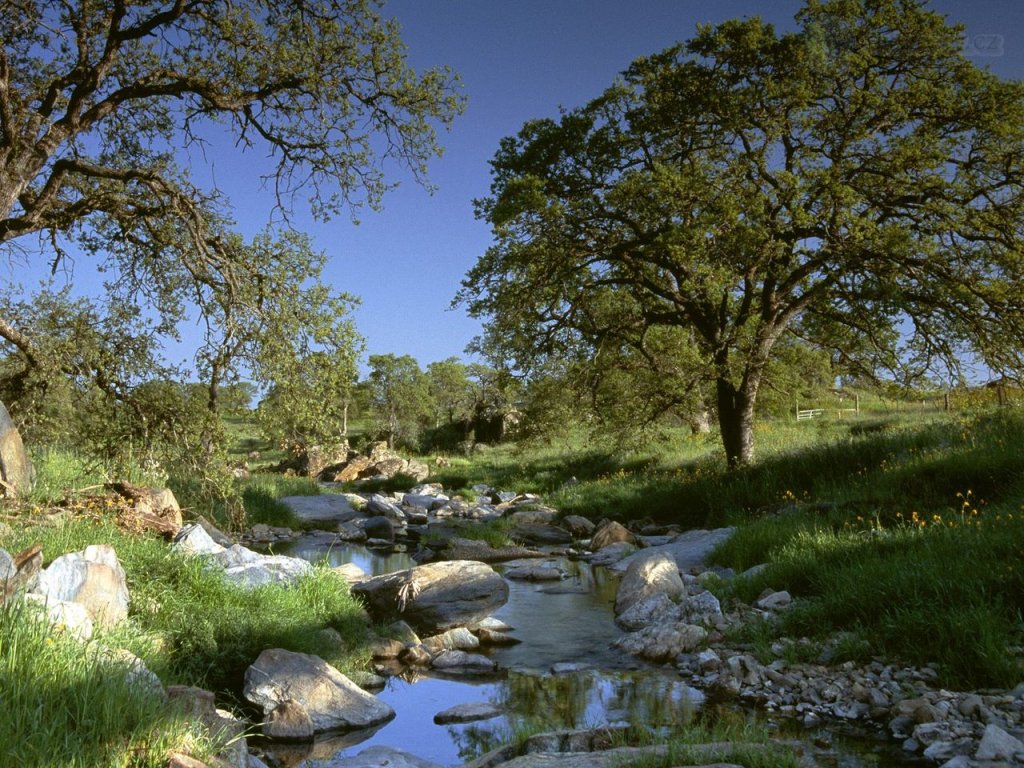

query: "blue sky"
left=6, top=1, right=1023, bottom=375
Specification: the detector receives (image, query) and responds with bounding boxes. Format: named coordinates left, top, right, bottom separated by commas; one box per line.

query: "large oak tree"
left=460, top=0, right=1024, bottom=466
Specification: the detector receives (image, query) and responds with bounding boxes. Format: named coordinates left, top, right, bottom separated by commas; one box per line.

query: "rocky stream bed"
left=6, top=478, right=1024, bottom=768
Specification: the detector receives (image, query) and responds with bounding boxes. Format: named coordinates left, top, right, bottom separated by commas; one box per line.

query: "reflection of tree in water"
left=598, top=672, right=701, bottom=728
left=501, top=671, right=596, bottom=725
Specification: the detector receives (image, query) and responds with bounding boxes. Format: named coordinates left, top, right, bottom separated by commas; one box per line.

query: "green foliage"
left=367, top=354, right=434, bottom=450
left=0, top=601, right=219, bottom=768
left=461, top=0, right=1024, bottom=465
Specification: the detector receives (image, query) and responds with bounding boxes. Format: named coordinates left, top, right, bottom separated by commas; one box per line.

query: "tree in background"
left=367, top=354, right=432, bottom=450
left=460, top=0, right=1024, bottom=467
left=0, top=0, right=462, bottom=451
left=426, top=358, right=475, bottom=428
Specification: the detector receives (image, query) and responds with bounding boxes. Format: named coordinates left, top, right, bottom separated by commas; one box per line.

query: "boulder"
left=510, top=523, right=573, bottom=546
left=976, top=724, right=1024, bottom=761
left=755, top=590, right=792, bottom=610
left=615, top=592, right=681, bottom=632
left=302, top=443, right=351, bottom=479
left=264, top=699, right=315, bottom=741
left=362, top=516, right=396, bottom=541
left=561, top=515, right=596, bottom=537
left=244, top=649, right=395, bottom=733
left=374, top=457, right=408, bottom=478
left=173, top=523, right=225, bottom=556
left=351, top=560, right=509, bottom=634
left=333, top=562, right=368, bottom=584
left=590, top=520, right=635, bottom=551
left=403, top=492, right=448, bottom=510
left=366, top=494, right=405, bottom=520
left=607, top=527, right=735, bottom=573
left=433, top=702, right=503, bottom=724
left=588, top=541, right=636, bottom=567
left=422, top=626, right=480, bottom=653
left=24, top=593, right=94, bottom=640
left=213, top=545, right=312, bottom=589
left=34, top=544, right=129, bottom=628
left=105, top=482, right=183, bottom=538
left=0, top=400, right=33, bottom=495
left=430, top=649, right=497, bottom=674
left=613, top=622, right=707, bottom=662
left=328, top=456, right=373, bottom=483
left=614, top=551, right=684, bottom=616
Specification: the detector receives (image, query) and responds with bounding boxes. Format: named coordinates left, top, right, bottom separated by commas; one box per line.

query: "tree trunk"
left=716, top=377, right=756, bottom=468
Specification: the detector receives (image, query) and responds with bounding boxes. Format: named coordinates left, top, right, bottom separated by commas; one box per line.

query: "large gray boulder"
left=0, top=400, right=33, bottom=495
left=608, top=527, right=735, bottom=573
left=351, top=560, right=508, bottom=634
left=243, top=649, right=395, bottom=733
left=613, top=551, right=684, bottom=616
left=612, top=622, right=707, bottom=662
left=33, top=544, right=129, bottom=628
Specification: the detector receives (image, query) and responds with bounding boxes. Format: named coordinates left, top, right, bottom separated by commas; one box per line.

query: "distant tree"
left=460, top=0, right=1024, bottom=466
left=367, top=354, right=433, bottom=449
left=219, top=383, right=258, bottom=415
left=253, top=287, right=362, bottom=455
left=0, top=0, right=463, bottom=443
left=426, top=358, right=474, bottom=427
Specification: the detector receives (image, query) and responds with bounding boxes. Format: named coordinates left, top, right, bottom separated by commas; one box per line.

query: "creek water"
left=265, top=536, right=923, bottom=768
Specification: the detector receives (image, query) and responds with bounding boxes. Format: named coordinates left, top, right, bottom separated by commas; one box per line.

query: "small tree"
left=367, top=354, right=432, bottom=450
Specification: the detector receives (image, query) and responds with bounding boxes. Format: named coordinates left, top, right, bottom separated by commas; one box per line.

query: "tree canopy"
left=460, top=0, right=1024, bottom=466
left=0, top=0, right=463, bottom=438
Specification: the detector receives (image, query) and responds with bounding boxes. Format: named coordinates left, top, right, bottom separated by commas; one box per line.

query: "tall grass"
left=1, top=519, right=372, bottom=696
left=0, top=600, right=219, bottom=768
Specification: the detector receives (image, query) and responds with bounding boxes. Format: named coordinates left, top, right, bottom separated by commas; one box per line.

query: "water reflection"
left=267, top=533, right=919, bottom=768
left=275, top=537, right=416, bottom=576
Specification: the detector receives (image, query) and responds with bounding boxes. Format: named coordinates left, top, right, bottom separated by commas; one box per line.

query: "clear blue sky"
left=7, top=1, right=1024, bottom=376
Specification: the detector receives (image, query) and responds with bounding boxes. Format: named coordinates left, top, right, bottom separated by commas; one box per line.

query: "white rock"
left=24, top=593, right=94, bottom=641
left=615, top=592, right=681, bottom=631
left=755, top=590, right=792, bottom=610
left=34, top=544, right=129, bottom=628
left=614, top=551, right=685, bottom=615
left=976, top=723, right=1024, bottom=761
left=173, top=523, right=226, bottom=555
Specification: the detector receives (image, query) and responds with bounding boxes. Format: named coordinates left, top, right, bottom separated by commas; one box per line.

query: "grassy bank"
left=433, top=408, right=1024, bottom=688
left=0, top=469, right=372, bottom=766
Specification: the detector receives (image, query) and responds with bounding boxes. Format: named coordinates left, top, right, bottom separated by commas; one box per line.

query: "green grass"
left=0, top=601, right=222, bottom=768
left=431, top=407, right=1024, bottom=688
left=0, top=518, right=372, bottom=697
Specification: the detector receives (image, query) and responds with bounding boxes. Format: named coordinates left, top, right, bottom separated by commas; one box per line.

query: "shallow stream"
left=264, top=536, right=924, bottom=767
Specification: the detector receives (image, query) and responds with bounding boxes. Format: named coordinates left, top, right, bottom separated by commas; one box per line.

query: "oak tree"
left=0, top=0, right=462, bottom=431
left=460, top=0, right=1024, bottom=466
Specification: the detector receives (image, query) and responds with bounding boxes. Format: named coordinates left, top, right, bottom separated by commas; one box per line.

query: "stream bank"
left=255, top=483, right=982, bottom=768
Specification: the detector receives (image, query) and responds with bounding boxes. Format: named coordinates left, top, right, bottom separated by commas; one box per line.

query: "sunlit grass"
left=0, top=518, right=372, bottom=696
